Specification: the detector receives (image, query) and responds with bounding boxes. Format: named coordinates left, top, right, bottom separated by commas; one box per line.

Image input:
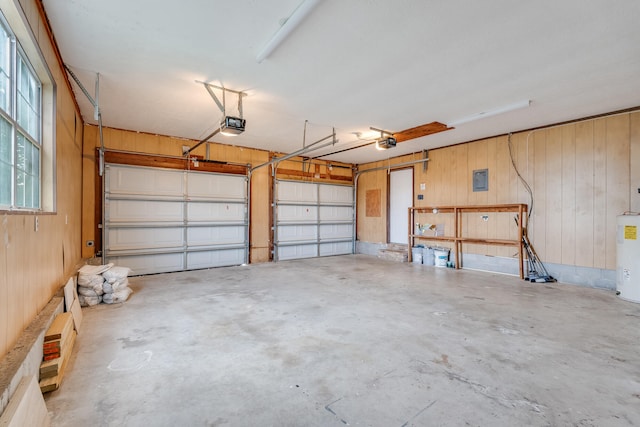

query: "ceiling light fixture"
left=256, top=0, right=322, bottom=63
left=448, top=99, right=531, bottom=127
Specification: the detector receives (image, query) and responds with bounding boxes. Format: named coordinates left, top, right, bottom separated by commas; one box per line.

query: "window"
left=0, top=12, right=42, bottom=209
left=0, top=1, right=54, bottom=212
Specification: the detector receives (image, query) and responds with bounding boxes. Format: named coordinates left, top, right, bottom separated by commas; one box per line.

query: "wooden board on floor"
left=0, top=375, right=51, bottom=427
left=63, top=277, right=76, bottom=312
left=40, top=329, right=77, bottom=379
left=70, top=299, right=83, bottom=334
left=44, top=312, right=73, bottom=342
left=43, top=343, right=61, bottom=353
left=39, top=331, right=76, bottom=393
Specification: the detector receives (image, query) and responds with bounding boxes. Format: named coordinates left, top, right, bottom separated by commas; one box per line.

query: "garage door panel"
left=187, top=202, right=245, bottom=222
left=107, top=199, right=183, bottom=223
left=277, top=205, right=318, bottom=222
left=108, top=253, right=185, bottom=276
left=105, top=163, right=247, bottom=274
left=106, top=165, right=184, bottom=197
left=107, top=227, right=184, bottom=251
left=187, top=249, right=245, bottom=269
left=187, top=226, right=245, bottom=246
left=277, top=181, right=318, bottom=203
left=319, top=184, right=352, bottom=204
left=188, top=172, right=246, bottom=200
left=320, top=242, right=352, bottom=256
left=274, top=180, right=354, bottom=261
left=277, top=244, right=318, bottom=261
left=277, top=225, right=317, bottom=242
left=319, top=206, right=352, bottom=222
left=319, top=224, right=353, bottom=240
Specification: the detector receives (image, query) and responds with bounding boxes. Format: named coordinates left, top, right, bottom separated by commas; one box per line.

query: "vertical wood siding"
left=357, top=111, right=638, bottom=270
left=0, top=0, right=83, bottom=359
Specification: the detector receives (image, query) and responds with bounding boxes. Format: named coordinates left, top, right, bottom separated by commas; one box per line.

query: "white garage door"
left=274, top=180, right=354, bottom=261
left=104, top=164, right=247, bottom=275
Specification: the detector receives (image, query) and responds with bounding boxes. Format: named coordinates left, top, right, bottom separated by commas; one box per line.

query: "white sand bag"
left=78, top=263, right=113, bottom=276
left=91, top=281, right=105, bottom=296
left=102, top=286, right=133, bottom=304
left=77, top=274, right=104, bottom=288
left=77, top=287, right=98, bottom=297
left=78, top=294, right=102, bottom=307
left=111, top=277, right=129, bottom=292
left=102, top=282, right=114, bottom=294
left=102, top=266, right=131, bottom=283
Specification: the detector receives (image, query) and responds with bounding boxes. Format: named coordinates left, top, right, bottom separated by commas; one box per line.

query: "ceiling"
left=41, top=0, right=640, bottom=164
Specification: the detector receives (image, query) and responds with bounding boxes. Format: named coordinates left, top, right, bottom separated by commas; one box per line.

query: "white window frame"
left=0, top=2, right=56, bottom=212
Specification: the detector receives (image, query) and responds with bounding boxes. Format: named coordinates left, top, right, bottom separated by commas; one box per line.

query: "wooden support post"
left=407, top=207, right=413, bottom=262
left=454, top=207, right=460, bottom=269
left=518, top=204, right=524, bottom=279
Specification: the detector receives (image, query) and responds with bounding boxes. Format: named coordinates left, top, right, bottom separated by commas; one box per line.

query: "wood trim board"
left=69, top=299, right=83, bottom=335
left=103, top=150, right=248, bottom=175
left=62, top=278, right=76, bottom=313
left=0, top=375, right=50, bottom=427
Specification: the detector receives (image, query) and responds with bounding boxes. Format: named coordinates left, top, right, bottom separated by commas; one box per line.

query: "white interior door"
left=389, top=168, right=413, bottom=244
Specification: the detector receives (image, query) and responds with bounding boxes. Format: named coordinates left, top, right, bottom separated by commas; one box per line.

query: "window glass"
left=17, top=54, right=40, bottom=141
left=32, top=143, right=39, bottom=206
left=0, top=11, right=45, bottom=211
left=0, top=24, right=10, bottom=114
left=0, top=115, right=10, bottom=206
left=14, top=131, right=38, bottom=208
left=15, top=131, right=24, bottom=206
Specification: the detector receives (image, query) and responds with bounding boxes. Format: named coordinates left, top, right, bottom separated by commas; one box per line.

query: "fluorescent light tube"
left=449, top=99, right=531, bottom=127
left=256, top=0, right=322, bottom=63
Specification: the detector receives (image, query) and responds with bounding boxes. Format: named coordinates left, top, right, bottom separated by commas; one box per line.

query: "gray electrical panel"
left=473, top=169, right=488, bottom=192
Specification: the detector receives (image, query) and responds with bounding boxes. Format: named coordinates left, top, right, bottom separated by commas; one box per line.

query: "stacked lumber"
left=38, top=312, right=77, bottom=393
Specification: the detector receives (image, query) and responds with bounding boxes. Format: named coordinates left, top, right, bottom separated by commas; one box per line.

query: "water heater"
left=617, top=214, right=640, bottom=303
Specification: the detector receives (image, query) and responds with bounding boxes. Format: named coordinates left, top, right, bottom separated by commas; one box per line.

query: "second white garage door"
left=274, top=180, right=354, bottom=261
left=103, top=164, right=248, bottom=275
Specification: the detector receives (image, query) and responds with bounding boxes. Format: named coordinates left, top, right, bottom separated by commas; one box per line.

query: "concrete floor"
left=45, top=255, right=640, bottom=427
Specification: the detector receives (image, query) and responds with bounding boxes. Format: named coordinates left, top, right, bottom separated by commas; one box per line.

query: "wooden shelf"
left=460, top=237, right=520, bottom=246
left=409, top=234, right=457, bottom=242
left=408, top=204, right=528, bottom=279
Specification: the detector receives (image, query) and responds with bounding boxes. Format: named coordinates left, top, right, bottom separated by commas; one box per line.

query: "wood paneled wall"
left=81, top=126, right=354, bottom=264
left=0, top=0, right=84, bottom=359
left=357, top=111, right=639, bottom=270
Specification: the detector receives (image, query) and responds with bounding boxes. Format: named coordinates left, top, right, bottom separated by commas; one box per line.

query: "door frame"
left=387, top=167, right=414, bottom=244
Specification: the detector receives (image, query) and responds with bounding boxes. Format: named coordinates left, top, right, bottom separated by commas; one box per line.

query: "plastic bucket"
left=434, top=248, right=449, bottom=267
left=411, top=247, right=423, bottom=264
left=422, top=247, right=435, bottom=266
